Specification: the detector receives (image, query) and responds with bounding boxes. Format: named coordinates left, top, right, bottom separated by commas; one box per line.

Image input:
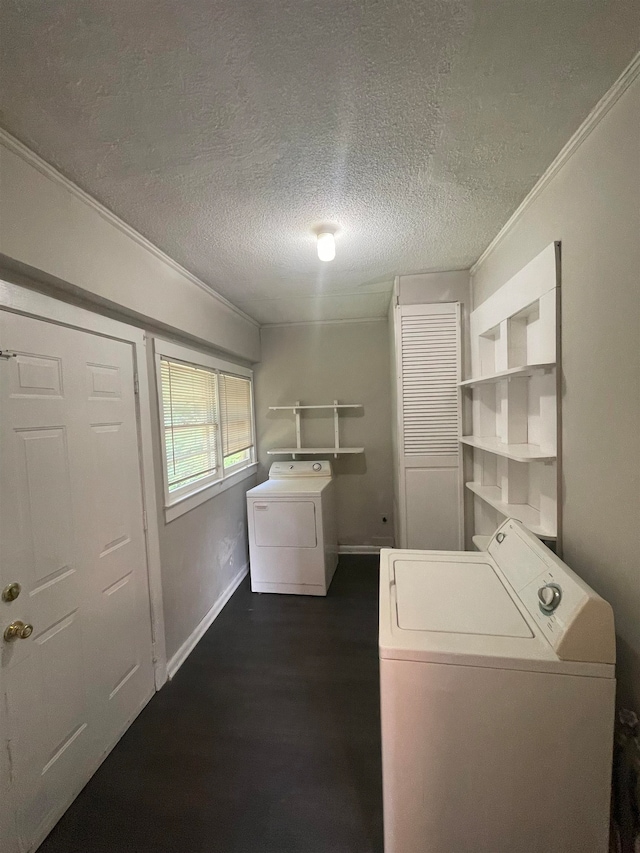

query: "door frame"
left=0, top=279, right=168, bottom=688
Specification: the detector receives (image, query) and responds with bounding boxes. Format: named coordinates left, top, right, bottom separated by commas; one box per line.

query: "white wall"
left=0, top=133, right=261, bottom=666
left=471, top=72, right=640, bottom=708
left=254, top=321, right=394, bottom=547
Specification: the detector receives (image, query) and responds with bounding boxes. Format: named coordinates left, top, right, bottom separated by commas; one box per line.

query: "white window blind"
left=400, top=306, right=460, bottom=456
left=161, top=358, right=219, bottom=492
left=219, top=373, right=253, bottom=462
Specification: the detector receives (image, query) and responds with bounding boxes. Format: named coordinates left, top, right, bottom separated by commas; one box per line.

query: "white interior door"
left=0, top=311, right=155, bottom=852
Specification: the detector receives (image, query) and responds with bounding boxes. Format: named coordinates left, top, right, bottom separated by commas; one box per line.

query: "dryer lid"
left=394, top=559, right=532, bottom=638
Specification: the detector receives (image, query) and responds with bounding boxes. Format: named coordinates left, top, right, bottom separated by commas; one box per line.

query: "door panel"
left=253, top=501, right=317, bottom=547
left=81, top=339, right=154, bottom=748
left=0, top=311, right=154, bottom=852
left=405, top=467, right=461, bottom=551
left=395, top=302, right=463, bottom=549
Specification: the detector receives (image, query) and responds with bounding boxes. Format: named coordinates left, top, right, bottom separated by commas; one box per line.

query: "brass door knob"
left=4, top=621, right=33, bottom=642
left=2, top=583, right=21, bottom=602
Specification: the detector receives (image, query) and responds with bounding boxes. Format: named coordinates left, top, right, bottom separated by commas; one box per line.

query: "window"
left=220, top=373, right=253, bottom=473
left=155, top=340, right=255, bottom=519
left=161, top=359, right=220, bottom=497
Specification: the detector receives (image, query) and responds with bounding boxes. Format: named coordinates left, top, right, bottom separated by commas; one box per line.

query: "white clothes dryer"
left=247, top=460, right=338, bottom=596
left=379, top=518, right=616, bottom=853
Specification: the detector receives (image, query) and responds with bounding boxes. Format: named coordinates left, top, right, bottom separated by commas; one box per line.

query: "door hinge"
left=133, top=373, right=140, bottom=395
left=0, top=350, right=17, bottom=361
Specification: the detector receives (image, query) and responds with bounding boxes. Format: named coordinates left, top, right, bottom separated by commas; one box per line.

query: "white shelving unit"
left=459, top=435, right=555, bottom=462
left=267, top=401, right=364, bottom=459
left=461, top=242, right=561, bottom=550
left=466, top=482, right=555, bottom=539
left=458, top=362, right=555, bottom=387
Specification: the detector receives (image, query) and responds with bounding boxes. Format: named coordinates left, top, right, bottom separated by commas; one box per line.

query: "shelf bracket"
left=333, top=400, right=340, bottom=459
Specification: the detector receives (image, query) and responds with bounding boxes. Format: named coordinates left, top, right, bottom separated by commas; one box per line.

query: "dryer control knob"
left=312, top=463, right=322, bottom=471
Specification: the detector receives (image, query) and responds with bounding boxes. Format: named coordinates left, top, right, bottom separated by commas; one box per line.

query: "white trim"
left=0, top=128, right=259, bottom=330
left=164, top=464, right=257, bottom=522
left=133, top=338, right=168, bottom=689
left=154, top=337, right=253, bottom=377
left=470, top=51, right=640, bottom=276
left=166, top=563, right=249, bottom=679
left=0, top=280, right=168, bottom=689
left=338, top=545, right=383, bottom=555
left=153, top=338, right=256, bottom=519
left=261, top=317, right=388, bottom=329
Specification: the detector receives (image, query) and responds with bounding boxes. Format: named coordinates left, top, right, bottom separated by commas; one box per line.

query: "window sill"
left=164, top=463, right=258, bottom=523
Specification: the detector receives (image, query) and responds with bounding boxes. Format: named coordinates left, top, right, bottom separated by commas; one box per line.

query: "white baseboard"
left=338, top=545, right=384, bottom=555
left=166, top=563, right=248, bottom=679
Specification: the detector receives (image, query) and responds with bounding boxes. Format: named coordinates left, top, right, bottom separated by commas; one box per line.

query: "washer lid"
left=380, top=540, right=615, bottom=676
left=394, top=559, right=532, bottom=638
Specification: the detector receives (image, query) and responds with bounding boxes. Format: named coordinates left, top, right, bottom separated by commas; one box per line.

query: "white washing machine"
left=379, top=518, right=616, bottom=853
left=247, top=460, right=338, bottom=596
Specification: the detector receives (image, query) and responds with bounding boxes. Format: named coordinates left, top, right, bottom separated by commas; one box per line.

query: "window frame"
left=154, top=339, right=257, bottom=522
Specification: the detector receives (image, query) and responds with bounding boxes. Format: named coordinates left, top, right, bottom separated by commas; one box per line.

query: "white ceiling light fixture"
left=317, top=231, right=336, bottom=262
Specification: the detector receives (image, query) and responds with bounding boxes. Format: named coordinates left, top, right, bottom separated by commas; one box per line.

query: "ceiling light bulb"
left=317, top=232, right=336, bottom=262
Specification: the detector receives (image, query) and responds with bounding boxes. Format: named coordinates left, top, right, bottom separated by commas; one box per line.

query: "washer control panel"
left=489, top=519, right=615, bottom=664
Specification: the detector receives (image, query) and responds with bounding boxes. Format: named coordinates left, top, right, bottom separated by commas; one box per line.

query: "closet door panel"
left=397, top=302, right=462, bottom=549
left=405, top=468, right=461, bottom=551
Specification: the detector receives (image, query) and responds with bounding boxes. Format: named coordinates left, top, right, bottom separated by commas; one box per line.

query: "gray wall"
left=0, top=136, right=260, bottom=362
left=0, top=135, right=260, bottom=666
left=397, top=269, right=471, bottom=374
left=255, top=321, right=394, bottom=547
left=146, top=347, right=256, bottom=660
left=471, top=76, right=640, bottom=709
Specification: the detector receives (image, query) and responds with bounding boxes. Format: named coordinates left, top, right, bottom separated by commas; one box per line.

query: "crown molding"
left=261, top=316, right=387, bottom=329
left=471, top=50, right=640, bottom=276
left=0, top=128, right=259, bottom=328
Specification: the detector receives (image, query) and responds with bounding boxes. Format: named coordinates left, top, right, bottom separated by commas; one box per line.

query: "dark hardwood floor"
left=39, top=557, right=383, bottom=853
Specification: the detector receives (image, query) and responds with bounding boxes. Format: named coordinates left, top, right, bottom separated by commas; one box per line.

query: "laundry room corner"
left=253, top=320, right=395, bottom=551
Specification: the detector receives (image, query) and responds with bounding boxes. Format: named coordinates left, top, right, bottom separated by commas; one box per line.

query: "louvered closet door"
left=397, top=302, right=462, bottom=550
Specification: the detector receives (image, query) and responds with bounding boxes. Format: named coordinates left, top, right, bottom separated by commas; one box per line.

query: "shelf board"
left=466, top=482, right=556, bottom=539
left=472, top=534, right=491, bottom=551
left=269, top=404, right=363, bottom=411
left=458, top=362, right=556, bottom=388
left=459, top=435, right=556, bottom=462
left=267, top=447, right=364, bottom=455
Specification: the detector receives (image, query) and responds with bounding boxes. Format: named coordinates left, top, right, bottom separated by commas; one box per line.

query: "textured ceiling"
left=1, top=1, right=638, bottom=323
